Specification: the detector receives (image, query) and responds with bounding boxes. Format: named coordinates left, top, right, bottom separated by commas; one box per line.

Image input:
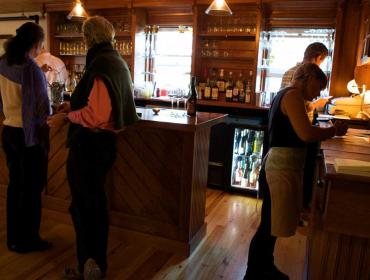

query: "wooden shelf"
left=198, top=32, right=256, bottom=38
left=59, top=54, right=86, bottom=57
left=197, top=99, right=269, bottom=110
left=54, top=31, right=131, bottom=39
left=115, top=31, right=132, bottom=37
left=200, top=56, right=254, bottom=61
left=54, top=33, right=83, bottom=38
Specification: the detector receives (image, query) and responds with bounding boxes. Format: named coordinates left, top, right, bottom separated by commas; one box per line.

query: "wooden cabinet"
left=307, top=129, right=370, bottom=280
left=193, top=3, right=261, bottom=104
left=48, top=8, right=134, bottom=77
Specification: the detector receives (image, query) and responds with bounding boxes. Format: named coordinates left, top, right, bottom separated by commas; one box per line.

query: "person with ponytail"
left=0, top=22, right=52, bottom=253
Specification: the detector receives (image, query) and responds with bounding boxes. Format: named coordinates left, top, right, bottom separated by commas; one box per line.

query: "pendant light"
left=67, top=0, right=88, bottom=20
left=205, top=0, right=232, bottom=16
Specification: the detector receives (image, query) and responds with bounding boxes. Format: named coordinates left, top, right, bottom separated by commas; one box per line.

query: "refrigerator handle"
left=209, top=161, right=224, bottom=167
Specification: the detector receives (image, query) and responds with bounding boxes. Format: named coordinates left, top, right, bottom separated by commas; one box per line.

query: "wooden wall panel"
left=330, top=0, right=362, bottom=97
left=308, top=229, right=370, bottom=280
left=146, top=7, right=193, bottom=26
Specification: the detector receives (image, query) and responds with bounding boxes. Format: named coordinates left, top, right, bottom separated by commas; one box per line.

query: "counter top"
left=321, top=128, right=370, bottom=181
left=133, top=107, right=227, bottom=132
left=134, top=97, right=269, bottom=111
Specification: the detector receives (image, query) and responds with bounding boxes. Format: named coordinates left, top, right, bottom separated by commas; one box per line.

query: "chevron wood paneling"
left=109, top=125, right=211, bottom=252
left=0, top=116, right=214, bottom=255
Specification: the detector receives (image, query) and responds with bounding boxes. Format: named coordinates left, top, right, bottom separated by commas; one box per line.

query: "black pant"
left=66, top=129, right=116, bottom=273
left=2, top=126, right=48, bottom=247
left=303, top=142, right=319, bottom=209
left=246, top=166, right=277, bottom=276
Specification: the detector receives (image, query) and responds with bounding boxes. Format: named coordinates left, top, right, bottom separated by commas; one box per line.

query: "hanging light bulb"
left=67, top=0, right=88, bottom=20
left=205, top=0, right=232, bottom=16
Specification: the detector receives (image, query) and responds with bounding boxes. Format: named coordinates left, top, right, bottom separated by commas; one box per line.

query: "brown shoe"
left=84, top=258, right=102, bottom=280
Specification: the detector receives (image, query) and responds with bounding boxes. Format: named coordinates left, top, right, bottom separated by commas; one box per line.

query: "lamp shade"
left=205, top=0, right=232, bottom=16
left=67, top=0, right=88, bottom=20
left=347, top=79, right=360, bottom=94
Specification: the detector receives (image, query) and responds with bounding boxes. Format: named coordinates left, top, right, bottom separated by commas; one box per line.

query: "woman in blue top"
left=244, top=63, right=347, bottom=280
left=0, top=22, right=51, bottom=253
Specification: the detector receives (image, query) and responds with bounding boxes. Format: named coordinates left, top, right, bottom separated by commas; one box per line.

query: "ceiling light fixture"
left=205, top=0, right=232, bottom=16
left=67, top=0, right=88, bottom=20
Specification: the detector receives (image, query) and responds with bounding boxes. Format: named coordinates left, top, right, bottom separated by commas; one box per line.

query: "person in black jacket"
left=48, top=16, right=139, bottom=280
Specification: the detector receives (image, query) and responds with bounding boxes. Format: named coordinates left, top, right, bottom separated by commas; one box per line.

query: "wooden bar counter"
left=0, top=108, right=226, bottom=256
left=307, top=128, right=370, bottom=279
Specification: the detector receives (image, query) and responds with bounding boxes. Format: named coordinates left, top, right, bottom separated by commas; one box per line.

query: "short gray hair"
left=82, top=16, right=115, bottom=48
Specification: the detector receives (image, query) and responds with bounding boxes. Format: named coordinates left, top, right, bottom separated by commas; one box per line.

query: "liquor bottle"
left=225, top=71, right=233, bottom=90
left=210, top=68, right=219, bottom=100
left=245, top=81, right=251, bottom=104
left=217, top=69, right=226, bottom=93
left=198, top=68, right=207, bottom=100
left=225, top=75, right=233, bottom=102
left=204, top=78, right=211, bottom=100
left=187, top=76, right=197, bottom=116
left=232, top=83, right=239, bottom=102
left=236, top=72, right=245, bottom=103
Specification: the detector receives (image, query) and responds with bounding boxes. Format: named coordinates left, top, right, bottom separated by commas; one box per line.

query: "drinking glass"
left=168, top=90, right=176, bottom=116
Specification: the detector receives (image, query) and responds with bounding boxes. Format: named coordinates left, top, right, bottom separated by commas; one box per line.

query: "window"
left=135, top=26, right=193, bottom=92
left=257, top=29, right=335, bottom=96
left=153, top=27, right=193, bottom=90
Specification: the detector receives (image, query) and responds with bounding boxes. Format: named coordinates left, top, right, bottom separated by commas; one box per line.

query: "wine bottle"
left=187, top=76, right=197, bottom=116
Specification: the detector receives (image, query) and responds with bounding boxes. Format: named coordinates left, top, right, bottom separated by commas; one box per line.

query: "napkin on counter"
left=334, top=158, right=370, bottom=177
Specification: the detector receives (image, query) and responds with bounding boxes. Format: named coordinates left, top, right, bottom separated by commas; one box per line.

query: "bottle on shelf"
left=225, top=71, right=233, bottom=90
left=234, top=129, right=241, bottom=155
left=253, top=131, right=264, bottom=155
left=238, top=130, right=248, bottom=155
left=217, top=69, right=226, bottom=93
left=246, top=130, right=255, bottom=155
left=204, top=78, right=211, bottom=100
left=245, top=81, right=252, bottom=104
left=236, top=72, right=245, bottom=103
left=210, top=68, right=219, bottom=100
left=225, top=74, right=233, bottom=102
left=234, top=157, right=243, bottom=185
left=241, top=157, right=250, bottom=188
left=186, top=76, right=197, bottom=116
left=232, top=81, right=239, bottom=102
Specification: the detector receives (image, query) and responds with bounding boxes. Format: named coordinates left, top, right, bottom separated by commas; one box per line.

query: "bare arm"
left=280, top=89, right=335, bottom=142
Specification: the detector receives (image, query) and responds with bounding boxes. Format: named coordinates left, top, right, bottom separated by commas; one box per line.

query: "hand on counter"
left=47, top=113, right=68, bottom=128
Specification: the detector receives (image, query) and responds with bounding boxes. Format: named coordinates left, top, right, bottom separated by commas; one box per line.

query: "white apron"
left=265, top=147, right=306, bottom=237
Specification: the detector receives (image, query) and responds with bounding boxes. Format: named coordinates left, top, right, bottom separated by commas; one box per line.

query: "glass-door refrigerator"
left=228, top=118, right=267, bottom=193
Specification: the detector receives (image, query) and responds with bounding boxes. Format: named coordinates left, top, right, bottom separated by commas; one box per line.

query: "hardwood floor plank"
left=0, top=190, right=306, bottom=280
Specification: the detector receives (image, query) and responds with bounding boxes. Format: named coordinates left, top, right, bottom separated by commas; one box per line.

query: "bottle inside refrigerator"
left=231, top=128, right=264, bottom=191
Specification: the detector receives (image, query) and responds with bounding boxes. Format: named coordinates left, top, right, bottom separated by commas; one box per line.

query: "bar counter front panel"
left=0, top=109, right=226, bottom=256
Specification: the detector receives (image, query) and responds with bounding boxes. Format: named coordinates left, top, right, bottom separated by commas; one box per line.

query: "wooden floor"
left=0, top=189, right=306, bottom=280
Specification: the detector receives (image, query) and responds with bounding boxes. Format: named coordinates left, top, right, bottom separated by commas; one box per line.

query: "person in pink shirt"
left=47, top=16, right=138, bottom=280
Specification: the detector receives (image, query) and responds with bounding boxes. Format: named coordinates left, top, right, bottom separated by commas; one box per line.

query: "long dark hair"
left=2, top=22, right=44, bottom=65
